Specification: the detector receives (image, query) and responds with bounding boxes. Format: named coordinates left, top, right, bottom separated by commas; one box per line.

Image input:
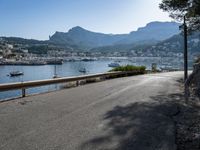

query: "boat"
left=10, top=71, right=24, bottom=77
left=52, top=65, right=60, bottom=78
left=115, top=60, right=121, bottom=63
left=79, top=68, right=87, bottom=73
left=53, top=75, right=60, bottom=78
left=108, top=62, right=120, bottom=68
left=81, top=58, right=97, bottom=62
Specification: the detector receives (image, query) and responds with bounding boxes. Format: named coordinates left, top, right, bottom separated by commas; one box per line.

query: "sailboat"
left=52, top=52, right=60, bottom=78
left=9, top=62, right=24, bottom=77
left=53, top=65, right=59, bottom=78
left=79, top=68, right=87, bottom=73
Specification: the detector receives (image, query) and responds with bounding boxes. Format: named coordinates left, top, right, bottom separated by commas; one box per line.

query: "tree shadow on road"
left=80, top=93, right=199, bottom=150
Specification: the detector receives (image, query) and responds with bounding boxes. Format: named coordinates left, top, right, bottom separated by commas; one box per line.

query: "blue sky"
left=0, top=0, right=172, bottom=40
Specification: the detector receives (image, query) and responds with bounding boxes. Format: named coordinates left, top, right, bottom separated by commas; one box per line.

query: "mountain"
left=49, top=21, right=181, bottom=50
left=49, top=26, right=126, bottom=49
left=117, top=21, right=181, bottom=44
left=91, top=31, right=200, bottom=57
left=148, top=32, right=200, bottom=55
left=1, top=37, right=47, bottom=45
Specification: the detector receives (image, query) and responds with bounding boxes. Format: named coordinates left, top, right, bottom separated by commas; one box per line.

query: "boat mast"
left=53, top=51, right=57, bottom=77
left=54, top=65, right=57, bottom=76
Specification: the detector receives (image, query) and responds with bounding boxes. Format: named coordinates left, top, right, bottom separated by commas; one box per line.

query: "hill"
left=49, top=21, right=181, bottom=50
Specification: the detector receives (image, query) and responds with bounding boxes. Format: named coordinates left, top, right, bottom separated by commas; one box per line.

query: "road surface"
left=0, top=72, right=184, bottom=150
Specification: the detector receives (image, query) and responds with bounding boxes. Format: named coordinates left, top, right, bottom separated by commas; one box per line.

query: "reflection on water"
left=0, top=57, right=191, bottom=100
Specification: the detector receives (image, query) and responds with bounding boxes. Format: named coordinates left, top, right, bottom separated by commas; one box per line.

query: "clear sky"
left=0, top=0, right=172, bottom=40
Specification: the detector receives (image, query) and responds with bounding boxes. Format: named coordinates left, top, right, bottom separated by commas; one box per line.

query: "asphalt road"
left=0, top=72, right=184, bottom=150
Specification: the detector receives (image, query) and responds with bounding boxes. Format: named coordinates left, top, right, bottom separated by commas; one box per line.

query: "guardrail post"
left=76, top=81, right=79, bottom=86
left=22, top=88, right=26, bottom=97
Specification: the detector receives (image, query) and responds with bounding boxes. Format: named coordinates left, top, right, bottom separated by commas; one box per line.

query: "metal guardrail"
left=0, top=71, right=141, bottom=98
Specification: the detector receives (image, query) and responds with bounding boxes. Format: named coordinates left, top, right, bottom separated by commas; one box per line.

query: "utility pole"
left=183, top=16, right=188, bottom=82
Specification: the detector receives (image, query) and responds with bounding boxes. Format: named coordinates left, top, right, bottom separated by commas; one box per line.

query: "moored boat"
left=108, top=62, right=120, bottom=68
left=79, top=68, right=87, bottom=73
left=10, top=71, right=24, bottom=77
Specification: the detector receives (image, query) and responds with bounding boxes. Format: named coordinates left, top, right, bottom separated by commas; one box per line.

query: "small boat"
left=108, top=62, right=120, bottom=68
left=115, top=60, right=121, bottom=63
left=81, top=58, right=97, bottom=62
left=79, top=68, right=87, bottom=73
left=53, top=75, right=60, bottom=78
left=10, top=71, right=24, bottom=77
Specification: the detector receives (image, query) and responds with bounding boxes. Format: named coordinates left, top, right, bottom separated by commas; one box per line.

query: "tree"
left=159, top=0, right=200, bottom=31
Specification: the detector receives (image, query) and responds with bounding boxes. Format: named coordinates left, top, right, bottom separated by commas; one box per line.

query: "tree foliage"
left=110, top=65, right=146, bottom=73
left=159, top=0, right=200, bottom=31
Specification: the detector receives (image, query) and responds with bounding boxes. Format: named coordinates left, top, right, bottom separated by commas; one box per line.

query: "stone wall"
left=190, top=63, right=200, bottom=97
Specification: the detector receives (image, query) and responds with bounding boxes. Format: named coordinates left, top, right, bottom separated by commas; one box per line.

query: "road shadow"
left=80, top=93, right=198, bottom=150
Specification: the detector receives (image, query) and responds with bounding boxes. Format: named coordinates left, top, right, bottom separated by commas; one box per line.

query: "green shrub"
left=110, top=65, right=146, bottom=72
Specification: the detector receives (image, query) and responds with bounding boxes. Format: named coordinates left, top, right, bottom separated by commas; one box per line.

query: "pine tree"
left=160, top=0, right=200, bottom=31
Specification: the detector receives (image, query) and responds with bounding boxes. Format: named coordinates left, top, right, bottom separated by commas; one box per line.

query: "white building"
left=6, top=44, right=13, bottom=49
